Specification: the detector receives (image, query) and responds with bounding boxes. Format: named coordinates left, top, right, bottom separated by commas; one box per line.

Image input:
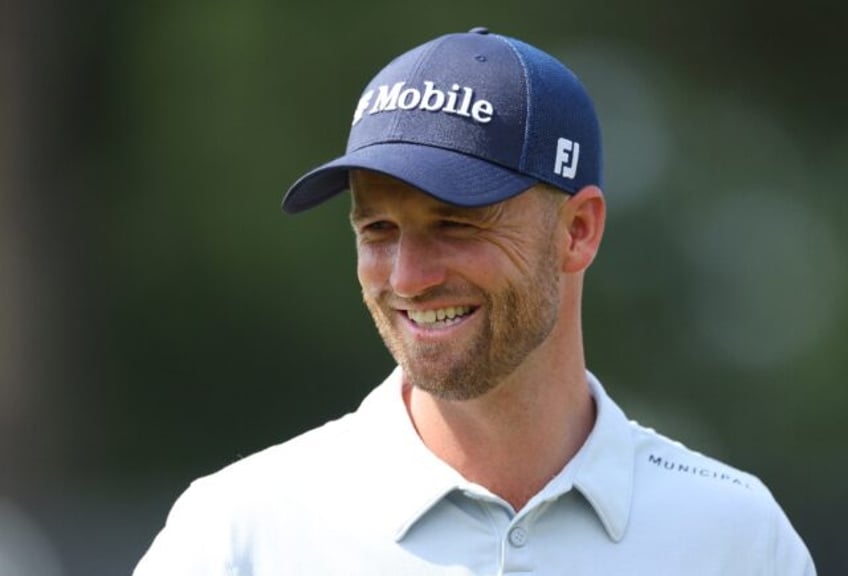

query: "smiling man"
left=134, top=28, right=816, bottom=575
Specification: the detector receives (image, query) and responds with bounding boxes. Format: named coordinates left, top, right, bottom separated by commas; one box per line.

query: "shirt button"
left=508, top=526, right=528, bottom=548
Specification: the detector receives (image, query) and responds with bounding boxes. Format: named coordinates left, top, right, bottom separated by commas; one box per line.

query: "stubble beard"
left=363, top=240, right=561, bottom=401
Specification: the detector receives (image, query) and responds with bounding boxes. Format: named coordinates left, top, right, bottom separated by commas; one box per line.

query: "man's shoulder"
left=616, top=420, right=816, bottom=573
left=626, top=419, right=780, bottom=518
left=155, top=412, right=368, bottom=541
left=197, top=411, right=363, bottom=493
left=167, top=375, right=403, bottom=521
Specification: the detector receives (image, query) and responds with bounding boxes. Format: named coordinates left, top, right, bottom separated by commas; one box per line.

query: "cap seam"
left=497, top=35, right=533, bottom=175
left=385, top=35, right=448, bottom=139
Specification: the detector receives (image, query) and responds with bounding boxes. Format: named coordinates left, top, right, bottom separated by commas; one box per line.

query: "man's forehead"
left=351, top=170, right=450, bottom=204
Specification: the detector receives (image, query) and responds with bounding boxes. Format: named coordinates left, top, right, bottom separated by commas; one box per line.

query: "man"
left=134, top=28, right=816, bottom=574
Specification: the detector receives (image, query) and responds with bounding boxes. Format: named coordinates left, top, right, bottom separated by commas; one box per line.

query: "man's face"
left=350, top=170, right=564, bottom=401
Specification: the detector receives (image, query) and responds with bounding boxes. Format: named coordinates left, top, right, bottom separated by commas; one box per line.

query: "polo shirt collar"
left=354, top=368, right=635, bottom=543
left=355, top=368, right=465, bottom=540
left=571, top=371, right=635, bottom=542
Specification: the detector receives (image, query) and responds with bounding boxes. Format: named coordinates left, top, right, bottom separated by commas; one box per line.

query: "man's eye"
left=362, top=220, right=394, bottom=232
left=439, top=220, right=471, bottom=229
left=439, top=220, right=479, bottom=234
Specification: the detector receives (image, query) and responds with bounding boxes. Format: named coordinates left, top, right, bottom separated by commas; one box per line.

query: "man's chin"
left=401, top=364, right=498, bottom=402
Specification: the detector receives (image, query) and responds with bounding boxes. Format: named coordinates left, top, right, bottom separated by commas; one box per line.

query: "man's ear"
left=559, top=185, right=606, bottom=273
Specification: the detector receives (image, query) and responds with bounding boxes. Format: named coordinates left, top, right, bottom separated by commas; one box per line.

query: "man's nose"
left=389, top=232, right=446, bottom=299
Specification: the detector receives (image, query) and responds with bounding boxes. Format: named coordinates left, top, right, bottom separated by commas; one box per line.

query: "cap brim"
left=281, top=142, right=537, bottom=214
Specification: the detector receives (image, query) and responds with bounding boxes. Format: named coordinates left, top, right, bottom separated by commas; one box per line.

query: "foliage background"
left=1, top=1, right=845, bottom=574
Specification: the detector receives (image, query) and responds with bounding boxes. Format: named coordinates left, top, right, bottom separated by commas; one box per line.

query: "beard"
left=362, top=237, right=561, bottom=401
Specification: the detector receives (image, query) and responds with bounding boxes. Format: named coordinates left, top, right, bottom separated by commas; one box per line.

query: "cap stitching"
left=385, top=36, right=448, bottom=139
left=497, top=35, right=532, bottom=176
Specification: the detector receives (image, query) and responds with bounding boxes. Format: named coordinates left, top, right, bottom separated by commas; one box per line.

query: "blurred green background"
left=1, top=0, right=845, bottom=574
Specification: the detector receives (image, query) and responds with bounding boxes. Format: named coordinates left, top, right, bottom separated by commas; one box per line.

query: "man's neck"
left=404, top=361, right=596, bottom=512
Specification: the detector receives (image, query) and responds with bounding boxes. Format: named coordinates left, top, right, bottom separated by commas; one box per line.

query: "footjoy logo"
left=352, top=81, right=494, bottom=126
left=554, top=137, right=580, bottom=179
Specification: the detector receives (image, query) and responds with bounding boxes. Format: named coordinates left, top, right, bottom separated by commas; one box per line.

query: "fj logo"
left=554, top=137, right=580, bottom=179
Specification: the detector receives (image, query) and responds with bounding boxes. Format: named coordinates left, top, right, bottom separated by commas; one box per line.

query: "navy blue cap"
left=282, top=28, right=602, bottom=213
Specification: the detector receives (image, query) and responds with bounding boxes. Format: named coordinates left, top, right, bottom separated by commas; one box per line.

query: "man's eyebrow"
left=432, top=203, right=498, bottom=222
left=349, top=199, right=498, bottom=223
left=349, top=204, right=378, bottom=223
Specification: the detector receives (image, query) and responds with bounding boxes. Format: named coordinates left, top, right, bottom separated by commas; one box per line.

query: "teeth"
left=407, top=306, right=472, bottom=326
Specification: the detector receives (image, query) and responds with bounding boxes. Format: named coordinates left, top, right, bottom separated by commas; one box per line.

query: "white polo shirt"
left=134, top=369, right=816, bottom=575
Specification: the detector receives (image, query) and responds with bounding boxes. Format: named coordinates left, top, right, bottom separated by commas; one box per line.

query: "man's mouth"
left=406, top=306, right=474, bottom=327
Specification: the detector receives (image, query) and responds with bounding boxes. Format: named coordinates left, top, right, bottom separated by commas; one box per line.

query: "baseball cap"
left=282, top=27, right=602, bottom=213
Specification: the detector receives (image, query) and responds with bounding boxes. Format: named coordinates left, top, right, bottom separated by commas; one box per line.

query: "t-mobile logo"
left=554, top=137, right=580, bottom=179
